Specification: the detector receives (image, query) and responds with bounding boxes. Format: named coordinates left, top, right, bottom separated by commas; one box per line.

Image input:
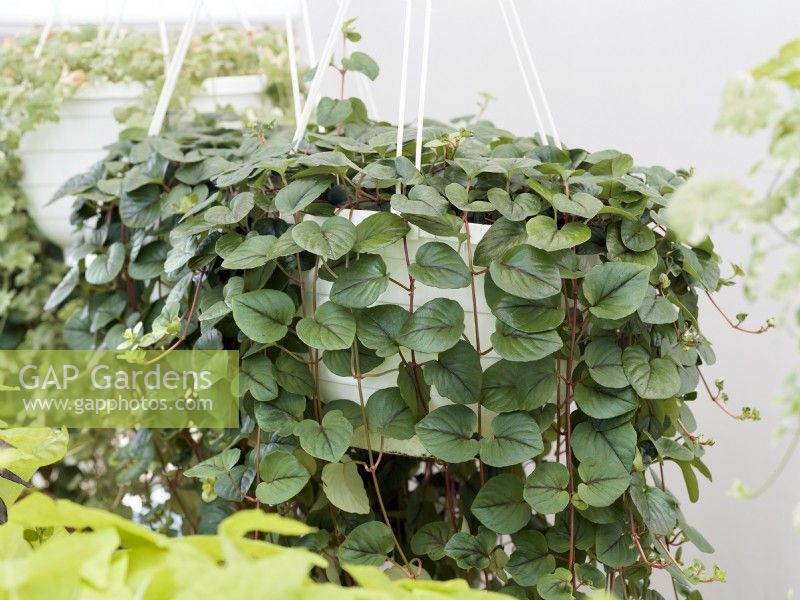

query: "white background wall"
left=7, top=1, right=800, bottom=597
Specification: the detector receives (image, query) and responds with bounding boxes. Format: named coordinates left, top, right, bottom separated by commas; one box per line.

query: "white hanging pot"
left=308, top=209, right=499, bottom=458
left=18, top=82, right=145, bottom=249
left=19, top=75, right=268, bottom=249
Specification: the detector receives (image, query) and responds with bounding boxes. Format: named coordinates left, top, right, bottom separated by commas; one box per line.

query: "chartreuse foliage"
left=49, top=36, right=734, bottom=591
left=0, top=493, right=502, bottom=600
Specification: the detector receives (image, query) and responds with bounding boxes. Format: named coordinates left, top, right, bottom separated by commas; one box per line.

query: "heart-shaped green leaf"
left=292, top=216, right=356, bottom=260
left=221, top=235, right=276, bottom=269
left=329, top=255, right=389, bottom=308
left=487, top=188, right=542, bottom=221
left=390, top=185, right=449, bottom=216
left=507, top=530, right=555, bottom=586
left=537, top=568, right=574, bottom=600
left=353, top=212, right=409, bottom=253
left=255, top=451, right=310, bottom=505
left=365, top=387, right=415, bottom=440
left=356, top=304, right=409, bottom=357
left=480, top=411, right=544, bottom=468
left=398, top=298, right=465, bottom=353
left=485, top=274, right=564, bottom=333
left=423, top=340, right=482, bottom=404
left=274, top=178, right=331, bottom=214
left=240, top=355, right=278, bottom=401
left=524, top=462, right=570, bottom=514
left=583, top=262, right=649, bottom=319
left=574, top=383, right=638, bottom=419
left=620, top=219, right=656, bottom=251
left=444, top=528, right=496, bottom=570
left=550, top=191, right=603, bottom=218
left=231, top=289, right=295, bottom=344
left=321, top=459, right=370, bottom=514
left=204, top=192, right=254, bottom=225
left=471, top=474, right=530, bottom=534
left=254, top=390, right=305, bottom=436
left=86, top=242, right=126, bottom=285
left=473, top=218, right=528, bottom=267
left=571, top=421, right=637, bottom=471
left=637, top=287, right=678, bottom=324
left=584, top=338, right=627, bottom=388
left=622, top=346, right=681, bottom=399
left=526, top=216, right=591, bottom=251
left=294, top=410, right=353, bottom=462
left=577, top=458, right=630, bottom=507
left=491, top=322, right=563, bottom=362
left=338, top=522, right=394, bottom=566
left=415, top=404, right=478, bottom=463
left=489, top=245, right=561, bottom=300
left=410, top=522, right=453, bottom=561
left=297, top=302, right=356, bottom=350
left=408, top=242, right=471, bottom=289
left=481, top=358, right=557, bottom=413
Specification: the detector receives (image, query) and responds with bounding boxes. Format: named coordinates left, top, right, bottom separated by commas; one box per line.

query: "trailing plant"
left=0, top=494, right=503, bottom=599
left=0, top=24, right=296, bottom=346
left=668, top=40, right=800, bottom=516
left=46, top=87, right=742, bottom=597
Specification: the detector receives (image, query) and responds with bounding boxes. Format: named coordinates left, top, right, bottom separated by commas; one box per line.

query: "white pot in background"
left=18, top=74, right=267, bottom=249
left=309, top=210, right=500, bottom=457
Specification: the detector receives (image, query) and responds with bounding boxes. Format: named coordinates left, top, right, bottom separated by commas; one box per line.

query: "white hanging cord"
left=148, top=0, right=202, bottom=136
left=284, top=10, right=303, bottom=124
left=33, top=1, right=56, bottom=59
left=507, top=0, right=560, bottom=146
left=300, top=0, right=316, bottom=65
left=291, top=0, right=351, bottom=149
left=414, top=0, right=432, bottom=170
left=233, top=0, right=252, bottom=31
left=395, top=0, right=413, bottom=163
left=497, top=0, right=546, bottom=144
left=158, top=18, right=170, bottom=67
left=107, top=0, right=127, bottom=45
left=201, top=0, right=220, bottom=33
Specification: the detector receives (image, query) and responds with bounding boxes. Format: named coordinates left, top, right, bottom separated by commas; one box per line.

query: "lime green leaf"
left=338, top=522, right=394, bottom=565
left=423, top=340, right=482, bottom=404
left=583, top=262, right=649, bottom=319
left=294, top=410, right=353, bottom=462
left=329, top=255, right=389, bottom=308
left=414, top=405, right=478, bottom=463
left=292, top=216, right=357, bottom=260
left=321, top=459, right=370, bottom=514
left=622, top=346, right=681, bottom=399
left=526, top=216, right=591, bottom=251
left=471, top=474, right=529, bottom=534
left=255, top=451, right=310, bottom=505
left=231, top=289, right=295, bottom=344
left=398, top=298, right=465, bottom=353
left=489, top=245, right=561, bottom=300
left=297, top=302, right=356, bottom=350
left=480, top=411, right=544, bottom=468
left=576, top=459, right=630, bottom=507
left=524, top=462, right=570, bottom=514
left=409, top=242, right=471, bottom=289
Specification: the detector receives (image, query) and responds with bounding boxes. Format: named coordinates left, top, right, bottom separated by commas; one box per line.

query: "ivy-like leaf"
left=414, top=405, right=478, bottom=463
left=526, top=216, right=591, bottom=251
left=255, top=451, right=310, bottom=505
left=583, top=262, right=650, bottom=319
left=230, top=289, right=295, bottom=344
left=398, top=298, right=465, bottom=353
left=573, top=383, right=638, bottom=419
left=524, top=462, right=570, bottom=514
left=507, top=530, right=555, bottom=587
left=408, top=242, right=471, bottom=289
left=480, top=412, right=544, bottom=468
left=423, top=340, right=482, bottom=404
left=622, top=346, right=681, bottom=399
left=489, top=245, right=561, bottom=300
left=329, top=255, right=389, bottom=308
left=355, top=304, right=409, bottom=357
left=365, top=388, right=415, bottom=439
left=576, top=458, right=630, bottom=507
left=296, top=302, right=356, bottom=350
left=338, top=522, right=394, bottom=565
left=471, top=474, right=530, bottom=534
left=294, top=410, right=353, bottom=462
left=353, top=212, right=409, bottom=253
left=85, top=242, right=125, bottom=285
left=321, top=459, right=370, bottom=514
left=292, top=216, right=357, bottom=260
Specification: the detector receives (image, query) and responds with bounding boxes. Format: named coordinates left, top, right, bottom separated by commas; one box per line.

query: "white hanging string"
left=395, top=0, right=413, bottom=194
left=497, top=0, right=546, bottom=143
left=107, top=0, right=127, bottom=45
left=291, top=0, right=351, bottom=149
left=158, top=17, right=170, bottom=67
left=506, top=0, right=560, bottom=146
left=148, top=0, right=202, bottom=136
left=284, top=10, right=303, bottom=124
left=300, top=0, right=316, bottom=65
left=33, top=1, right=56, bottom=59
left=233, top=0, right=252, bottom=31
left=414, top=0, right=432, bottom=170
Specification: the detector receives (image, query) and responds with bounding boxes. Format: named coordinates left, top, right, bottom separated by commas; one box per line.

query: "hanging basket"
left=19, top=75, right=269, bottom=249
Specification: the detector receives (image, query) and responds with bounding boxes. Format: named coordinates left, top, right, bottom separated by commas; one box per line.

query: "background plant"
left=0, top=24, right=296, bottom=349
